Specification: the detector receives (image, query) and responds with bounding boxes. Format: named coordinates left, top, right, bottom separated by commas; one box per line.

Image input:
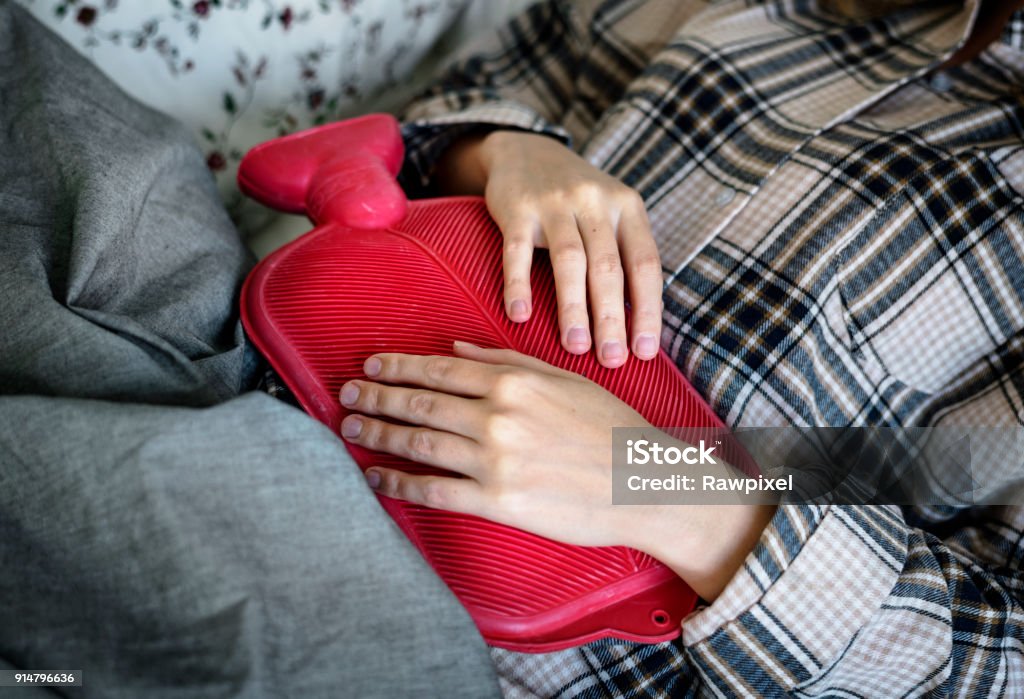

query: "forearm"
left=609, top=429, right=777, bottom=601
left=432, top=130, right=571, bottom=196
left=641, top=503, right=777, bottom=602
left=432, top=131, right=491, bottom=196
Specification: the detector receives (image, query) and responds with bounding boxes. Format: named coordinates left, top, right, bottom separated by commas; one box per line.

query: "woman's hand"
left=340, top=341, right=649, bottom=546
left=339, top=342, right=776, bottom=601
left=434, top=131, right=663, bottom=369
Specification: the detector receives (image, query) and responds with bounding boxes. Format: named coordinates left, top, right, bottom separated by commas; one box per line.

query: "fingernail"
left=510, top=299, right=529, bottom=321
left=453, top=340, right=478, bottom=349
left=567, top=326, right=589, bottom=350
left=340, top=382, right=359, bottom=406
left=364, top=357, right=382, bottom=377
left=365, top=469, right=381, bottom=489
left=635, top=334, right=658, bottom=358
left=601, top=341, right=625, bottom=363
left=341, top=416, right=363, bottom=438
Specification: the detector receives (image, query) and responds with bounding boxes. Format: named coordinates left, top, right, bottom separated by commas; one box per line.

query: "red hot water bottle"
left=238, top=114, right=725, bottom=651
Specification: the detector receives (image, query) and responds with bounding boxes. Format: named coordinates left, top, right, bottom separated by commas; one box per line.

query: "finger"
left=340, top=380, right=482, bottom=437
left=452, top=340, right=574, bottom=379
left=490, top=212, right=536, bottom=323
left=341, top=415, right=482, bottom=475
left=365, top=468, right=485, bottom=515
left=363, top=353, right=500, bottom=397
left=576, top=209, right=628, bottom=368
left=618, top=201, right=663, bottom=360
left=542, top=214, right=591, bottom=354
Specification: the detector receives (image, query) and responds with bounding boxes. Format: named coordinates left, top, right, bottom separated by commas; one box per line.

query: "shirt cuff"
left=681, top=504, right=909, bottom=688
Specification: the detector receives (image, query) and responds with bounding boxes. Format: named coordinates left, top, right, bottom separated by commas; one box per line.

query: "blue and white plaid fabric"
left=401, top=1, right=1024, bottom=695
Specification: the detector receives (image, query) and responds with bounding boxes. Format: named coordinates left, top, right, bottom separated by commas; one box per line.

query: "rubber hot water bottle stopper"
left=239, top=114, right=744, bottom=651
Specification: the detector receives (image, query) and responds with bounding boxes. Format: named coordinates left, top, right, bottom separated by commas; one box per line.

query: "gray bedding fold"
left=0, top=3, right=499, bottom=697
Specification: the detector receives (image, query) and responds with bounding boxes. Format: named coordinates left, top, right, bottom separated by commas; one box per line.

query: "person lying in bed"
left=2, top=0, right=1021, bottom=696
left=336, top=0, right=1024, bottom=694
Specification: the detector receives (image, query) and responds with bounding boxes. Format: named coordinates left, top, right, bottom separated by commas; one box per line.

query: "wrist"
left=475, top=129, right=516, bottom=173
left=646, top=502, right=776, bottom=602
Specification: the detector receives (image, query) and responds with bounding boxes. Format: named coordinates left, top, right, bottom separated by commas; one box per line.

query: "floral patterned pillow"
left=16, top=0, right=483, bottom=233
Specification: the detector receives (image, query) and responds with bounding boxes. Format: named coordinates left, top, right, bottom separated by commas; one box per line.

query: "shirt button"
left=715, top=188, right=736, bottom=207
left=929, top=71, right=952, bottom=92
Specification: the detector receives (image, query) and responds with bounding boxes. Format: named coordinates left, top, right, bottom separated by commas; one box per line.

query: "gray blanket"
left=0, top=3, right=499, bottom=697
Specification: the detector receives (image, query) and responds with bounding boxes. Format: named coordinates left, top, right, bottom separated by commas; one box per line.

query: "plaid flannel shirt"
left=400, top=1, right=1024, bottom=696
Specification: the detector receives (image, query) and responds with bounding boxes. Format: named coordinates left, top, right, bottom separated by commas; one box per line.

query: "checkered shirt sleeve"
left=400, top=1, right=1024, bottom=696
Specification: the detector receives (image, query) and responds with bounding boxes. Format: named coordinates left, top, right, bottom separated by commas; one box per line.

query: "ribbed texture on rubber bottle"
left=242, top=197, right=725, bottom=651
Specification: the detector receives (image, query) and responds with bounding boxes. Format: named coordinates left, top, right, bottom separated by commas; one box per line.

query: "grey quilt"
left=0, top=3, right=499, bottom=697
